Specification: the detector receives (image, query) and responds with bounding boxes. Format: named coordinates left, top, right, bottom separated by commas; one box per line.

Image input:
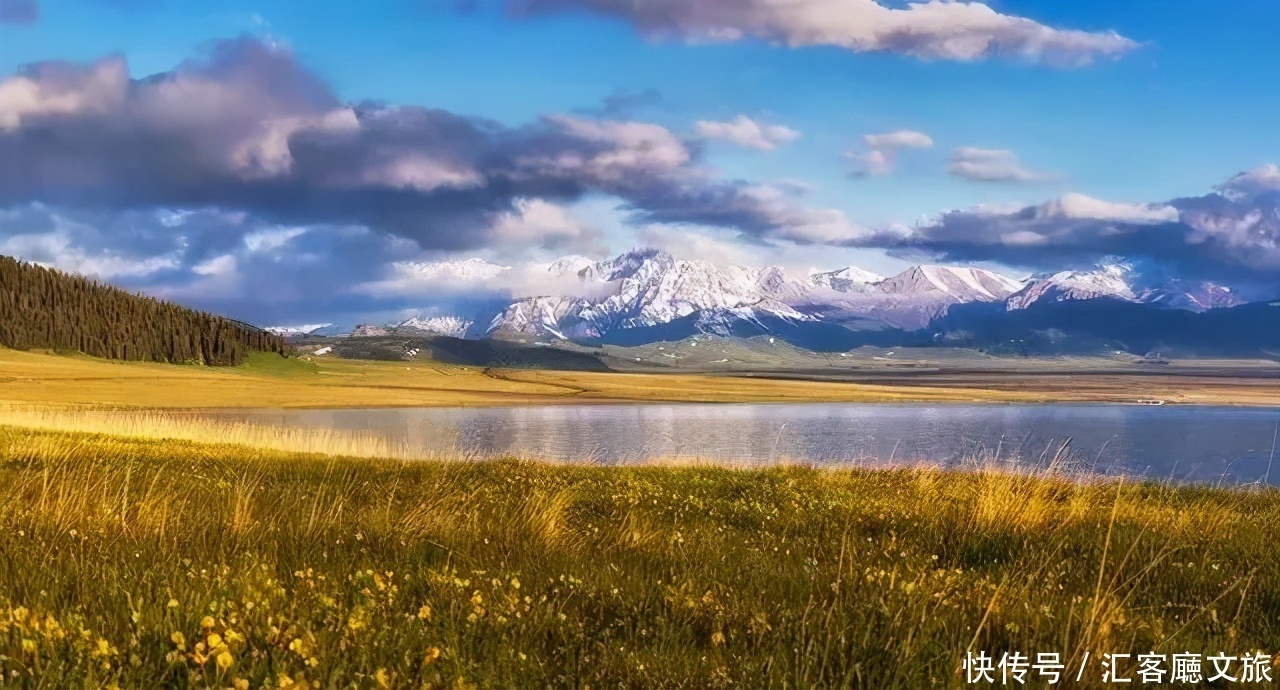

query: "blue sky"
left=1, top=0, right=1277, bottom=325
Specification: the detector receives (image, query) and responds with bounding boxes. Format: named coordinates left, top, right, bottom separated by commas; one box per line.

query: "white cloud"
left=1216, top=164, right=1280, bottom=201
left=862, top=129, right=933, bottom=150
left=948, top=147, right=1055, bottom=183
left=491, top=198, right=604, bottom=252
left=243, top=227, right=308, bottom=253
left=0, top=57, right=128, bottom=130
left=518, top=0, right=1139, bottom=66
left=846, top=149, right=893, bottom=178
left=695, top=115, right=801, bottom=151
left=847, top=129, right=932, bottom=177
left=1034, top=193, right=1178, bottom=223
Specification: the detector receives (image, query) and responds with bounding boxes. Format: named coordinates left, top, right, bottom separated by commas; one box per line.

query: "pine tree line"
left=0, top=255, right=290, bottom=366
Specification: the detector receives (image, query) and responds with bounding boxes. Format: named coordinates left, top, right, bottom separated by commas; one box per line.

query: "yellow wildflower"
left=424, top=646, right=441, bottom=665
left=167, top=599, right=180, bottom=609
left=170, top=631, right=186, bottom=649
left=216, top=649, right=234, bottom=670
left=374, top=668, right=392, bottom=689
left=207, top=633, right=225, bottom=650
left=346, top=608, right=368, bottom=633
left=233, top=679, right=250, bottom=690
left=416, top=604, right=432, bottom=621
left=201, top=616, right=216, bottom=629
left=21, top=638, right=38, bottom=654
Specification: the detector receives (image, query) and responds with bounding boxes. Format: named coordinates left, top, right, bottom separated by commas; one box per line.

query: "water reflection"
left=209, top=404, right=1280, bottom=485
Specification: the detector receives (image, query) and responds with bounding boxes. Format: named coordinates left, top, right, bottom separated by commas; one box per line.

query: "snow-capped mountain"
left=333, top=250, right=1256, bottom=348
left=878, top=265, right=1024, bottom=303
left=483, top=250, right=1023, bottom=338
left=810, top=266, right=884, bottom=293
left=1007, top=263, right=1139, bottom=310
left=1007, top=260, right=1245, bottom=312
left=391, top=258, right=509, bottom=282
left=1147, top=281, right=1244, bottom=311
left=265, top=324, right=344, bottom=337
left=395, top=316, right=473, bottom=338
left=490, top=249, right=812, bottom=339
left=810, top=264, right=1024, bottom=330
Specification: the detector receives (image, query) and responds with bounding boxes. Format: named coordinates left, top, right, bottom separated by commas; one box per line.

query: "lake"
left=209, top=403, right=1280, bottom=485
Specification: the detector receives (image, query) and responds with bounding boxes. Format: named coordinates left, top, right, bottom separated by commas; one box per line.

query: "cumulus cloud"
left=846, top=129, right=932, bottom=178
left=846, top=149, right=892, bottom=178
left=0, top=0, right=37, bottom=23
left=862, top=129, right=933, bottom=150
left=490, top=198, right=606, bottom=253
left=0, top=37, right=854, bottom=253
left=0, top=202, right=425, bottom=326
left=511, top=0, right=1138, bottom=66
left=1216, top=164, right=1280, bottom=201
left=869, top=171, right=1280, bottom=283
left=947, top=147, right=1055, bottom=183
left=695, top=114, right=800, bottom=151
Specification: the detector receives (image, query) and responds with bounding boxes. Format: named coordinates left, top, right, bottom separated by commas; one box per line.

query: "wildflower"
left=510, top=578, right=521, bottom=590
left=374, top=668, right=391, bottom=688
left=12, top=607, right=29, bottom=624
left=207, top=633, right=224, bottom=650
left=711, top=631, right=726, bottom=646
left=216, top=649, right=234, bottom=669
left=167, top=599, right=180, bottom=609
left=346, top=608, right=368, bottom=633
left=200, top=615, right=216, bottom=629
left=170, top=631, right=186, bottom=649
left=21, top=639, right=37, bottom=654
left=233, top=679, right=250, bottom=690
left=416, top=604, right=432, bottom=621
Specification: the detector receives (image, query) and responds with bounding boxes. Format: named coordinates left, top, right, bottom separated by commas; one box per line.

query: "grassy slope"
left=3, top=348, right=1279, bottom=409
left=1, top=428, right=1278, bottom=688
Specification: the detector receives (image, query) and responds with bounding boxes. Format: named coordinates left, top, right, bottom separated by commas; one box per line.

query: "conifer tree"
left=0, top=255, right=291, bottom=365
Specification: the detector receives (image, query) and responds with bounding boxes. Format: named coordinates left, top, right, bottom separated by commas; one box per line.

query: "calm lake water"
left=210, top=404, right=1280, bottom=485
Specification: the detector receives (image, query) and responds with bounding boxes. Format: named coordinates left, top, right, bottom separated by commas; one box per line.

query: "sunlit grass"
left=2, top=421, right=1278, bottom=688
left=0, top=405, right=433, bottom=461
left=7, top=346, right=1278, bottom=409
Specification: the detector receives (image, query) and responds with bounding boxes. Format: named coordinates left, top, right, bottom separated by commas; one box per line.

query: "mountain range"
left=276, top=249, right=1274, bottom=355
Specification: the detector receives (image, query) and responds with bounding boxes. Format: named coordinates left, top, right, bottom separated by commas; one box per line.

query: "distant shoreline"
left=2, top=347, right=1278, bottom=410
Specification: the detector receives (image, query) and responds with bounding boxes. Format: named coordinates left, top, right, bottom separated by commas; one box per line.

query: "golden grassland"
left=3, top=348, right=1279, bottom=409
left=1, top=420, right=1279, bottom=688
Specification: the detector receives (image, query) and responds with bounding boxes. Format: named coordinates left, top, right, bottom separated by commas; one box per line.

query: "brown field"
left=1, top=347, right=1278, bottom=409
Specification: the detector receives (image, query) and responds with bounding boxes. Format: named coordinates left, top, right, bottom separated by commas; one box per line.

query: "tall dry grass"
left=0, top=405, right=446, bottom=461
left=0, top=422, right=1278, bottom=687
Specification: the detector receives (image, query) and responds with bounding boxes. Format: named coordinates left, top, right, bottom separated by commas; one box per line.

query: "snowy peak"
left=488, top=296, right=585, bottom=339
left=546, top=255, right=595, bottom=279
left=393, top=257, right=509, bottom=282
left=488, top=250, right=813, bottom=339
left=879, top=265, right=1023, bottom=302
left=266, top=323, right=338, bottom=337
left=810, top=266, right=884, bottom=293
left=396, top=316, right=473, bottom=338
left=1005, top=260, right=1247, bottom=312
left=1007, top=264, right=1138, bottom=310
